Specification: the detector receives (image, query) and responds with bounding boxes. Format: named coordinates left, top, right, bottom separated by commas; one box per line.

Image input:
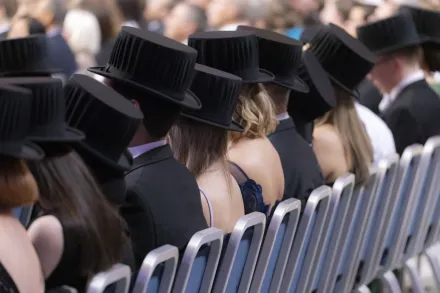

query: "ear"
left=131, top=99, right=140, bottom=109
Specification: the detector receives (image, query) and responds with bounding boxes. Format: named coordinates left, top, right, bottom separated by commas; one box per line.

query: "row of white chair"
left=16, top=136, right=440, bottom=293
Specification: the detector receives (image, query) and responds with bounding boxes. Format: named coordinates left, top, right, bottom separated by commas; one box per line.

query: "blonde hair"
left=230, top=84, right=278, bottom=142
left=0, top=156, right=39, bottom=210
left=316, top=88, right=373, bottom=186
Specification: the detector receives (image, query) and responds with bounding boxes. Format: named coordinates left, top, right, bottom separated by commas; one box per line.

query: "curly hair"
left=230, top=84, right=278, bottom=142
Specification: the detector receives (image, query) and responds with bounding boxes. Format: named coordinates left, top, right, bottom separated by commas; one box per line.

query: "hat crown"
left=183, top=64, right=242, bottom=127
left=0, top=85, right=32, bottom=143
left=237, top=26, right=303, bottom=78
left=357, top=13, right=420, bottom=54
left=402, top=6, right=440, bottom=42
left=105, top=27, right=198, bottom=100
left=188, top=31, right=264, bottom=81
left=65, top=74, right=143, bottom=162
left=308, top=24, right=375, bottom=91
left=0, top=35, right=55, bottom=77
left=2, top=78, right=67, bottom=136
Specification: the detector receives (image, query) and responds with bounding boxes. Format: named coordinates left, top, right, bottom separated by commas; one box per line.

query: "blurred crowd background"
left=2, top=0, right=437, bottom=79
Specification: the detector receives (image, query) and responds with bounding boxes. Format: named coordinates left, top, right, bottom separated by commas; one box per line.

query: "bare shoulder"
left=28, top=215, right=63, bottom=240
left=229, top=137, right=278, bottom=169
left=313, top=124, right=346, bottom=154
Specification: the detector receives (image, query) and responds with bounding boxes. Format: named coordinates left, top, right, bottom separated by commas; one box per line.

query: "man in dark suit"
left=237, top=26, right=327, bottom=203
left=90, top=27, right=208, bottom=269
left=357, top=13, right=440, bottom=154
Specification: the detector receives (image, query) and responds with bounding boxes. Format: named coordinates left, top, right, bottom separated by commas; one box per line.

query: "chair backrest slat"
left=213, top=212, right=266, bottom=293
left=312, top=174, right=355, bottom=293
left=345, top=155, right=399, bottom=290
left=86, top=264, right=131, bottom=293
left=250, top=199, right=301, bottom=293
left=335, top=168, right=380, bottom=293
left=403, top=137, right=440, bottom=261
left=172, top=228, right=223, bottom=293
left=415, top=136, right=440, bottom=251
left=279, top=186, right=332, bottom=293
left=369, top=145, right=423, bottom=280
left=132, top=245, right=179, bottom=293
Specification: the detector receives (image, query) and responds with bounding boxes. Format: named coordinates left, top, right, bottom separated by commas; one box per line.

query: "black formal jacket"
left=358, top=79, right=383, bottom=115
left=381, top=79, right=440, bottom=155
left=268, top=118, right=325, bottom=204
left=120, top=144, right=208, bottom=268
left=47, top=33, right=77, bottom=79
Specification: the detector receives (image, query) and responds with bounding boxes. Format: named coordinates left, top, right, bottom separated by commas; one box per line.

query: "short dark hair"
left=116, top=0, right=143, bottom=22
left=109, top=80, right=182, bottom=141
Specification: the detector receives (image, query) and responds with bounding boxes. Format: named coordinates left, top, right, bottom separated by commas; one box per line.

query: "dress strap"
left=228, top=161, right=250, bottom=183
left=199, top=188, right=214, bottom=227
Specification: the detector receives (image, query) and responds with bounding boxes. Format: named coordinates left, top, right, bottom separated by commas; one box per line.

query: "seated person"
left=169, top=64, right=245, bottom=233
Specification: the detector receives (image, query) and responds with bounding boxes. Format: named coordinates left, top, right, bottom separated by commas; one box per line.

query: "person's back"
left=196, top=163, right=244, bottom=233
left=169, top=64, right=246, bottom=233
left=124, top=147, right=208, bottom=250
left=229, top=136, right=284, bottom=209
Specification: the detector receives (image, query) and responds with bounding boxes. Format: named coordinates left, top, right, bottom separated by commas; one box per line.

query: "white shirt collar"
left=128, top=140, right=166, bottom=159
left=379, top=69, right=425, bottom=112
left=276, top=112, right=290, bottom=121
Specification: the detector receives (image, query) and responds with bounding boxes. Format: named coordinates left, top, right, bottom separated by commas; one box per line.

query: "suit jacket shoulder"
left=122, top=145, right=208, bottom=268
left=381, top=80, right=440, bottom=154
left=269, top=118, right=324, bottom=204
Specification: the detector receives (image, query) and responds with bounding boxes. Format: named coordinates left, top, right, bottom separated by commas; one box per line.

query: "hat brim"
left=241, top=68, right=275, bottom=84
left=371, top=39, right=421, bottom=55
left=0, top=68, right=63, bottom=77
left=28, top=126, right=85, bottom=143
left=328, top=75, right=359, bottom=98
left=181, top=113, right=244, bottom=132
left=0, top=140, right=45, bottom=160
left=88, top=66, right=202, bottom=110
left=272, top=75, right=310, bottom=93
left=75, top=141, right=133, bottom=172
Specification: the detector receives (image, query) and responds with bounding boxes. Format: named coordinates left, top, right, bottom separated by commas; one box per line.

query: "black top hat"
left=399, top=6, right=440, bottom=47
left=188, top=30, right=275, bottom=84
left=182, top=64, right=244, bottom=132
left=89, top=26, right=201, bottom=110
left=306, top=23, right=375, bottom=96
left=236, top=26, right=309, bottom=93
left=0, top=77, right=85, bottom=143
left=356, top=13, right=420, bottom=55
left=64, top=74, right=144, bottom=171
left=288, top=51, right=337, bottom=122
left=0, top=83, right=44, bottom=160
left=0, top=35, right=60, bottom=77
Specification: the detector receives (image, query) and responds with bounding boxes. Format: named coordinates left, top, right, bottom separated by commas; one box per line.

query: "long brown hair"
left=230, top=84, right=278, bottom=142
left=28, top=150, right=126, bottom=279
left=169, top=117, right=230, bottom=178
left=0, top=156, right=38, bottom=210
left=316, top=87, right=373, bottom=185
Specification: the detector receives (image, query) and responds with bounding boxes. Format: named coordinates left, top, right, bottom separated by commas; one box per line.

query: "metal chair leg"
left=425, top=247, right=440, bottom=292
left=404, top=258, right=427, bottom=293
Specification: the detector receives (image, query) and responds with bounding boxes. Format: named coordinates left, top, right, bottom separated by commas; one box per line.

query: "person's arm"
left=119, top=186, right=156, bottom=270
left=313, top=125, right=348, bottom=182
left=28, top=215, right=64, bottom=278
